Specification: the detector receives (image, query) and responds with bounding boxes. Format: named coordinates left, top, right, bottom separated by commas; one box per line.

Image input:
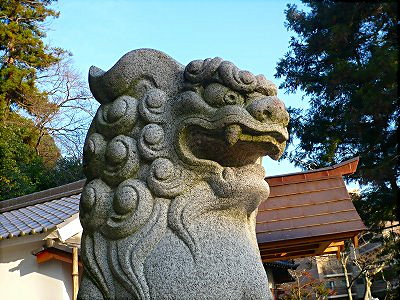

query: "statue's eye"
left=223, top=91, right=241, bottom=105
left=204, top=83, right=243, bottom=107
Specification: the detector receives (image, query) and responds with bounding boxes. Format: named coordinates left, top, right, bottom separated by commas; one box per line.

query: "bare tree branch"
left=28, top=53, right=98, bottom=157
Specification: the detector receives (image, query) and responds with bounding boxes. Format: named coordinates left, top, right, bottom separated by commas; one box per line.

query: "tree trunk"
left=381, top=272, right=392, bottom=300
left=363, top=277, right=372, bottom=300
left=340, top=253, right=353, bottom=300
left=344, top=271, right=353, bottom=300
left=297, top=276, right=302, bottom=300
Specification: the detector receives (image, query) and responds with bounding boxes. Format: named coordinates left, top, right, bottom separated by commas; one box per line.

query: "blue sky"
left=46, top=0, right=309, bottom=176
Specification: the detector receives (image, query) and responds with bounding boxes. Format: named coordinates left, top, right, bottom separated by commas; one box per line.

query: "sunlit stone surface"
left=78, top=49, right=289, bottom=300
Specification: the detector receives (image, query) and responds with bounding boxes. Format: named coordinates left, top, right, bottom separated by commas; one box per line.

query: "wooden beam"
left=352, top=235, right=359, bottom=248
left=324, top=246, right=340, bottom=253
left=260, top=243, right=320, bottom=255
left=262, top=251, right=316, bottom=262
left=261, top=239, right=348, bottom=261
left=36, top=248, right=83, bottom=267
left=262, top=249, right=316, bottom=261
left=315, top=241, right=332, bottom=255
left=258, top=231, right=360, bottom=250
left=336, top=248, right=341, bottom=259
left=36, top=251, right=54, bottom=264
left=329, top=241, right=345, bottom=247
left=72, top=247, right=79, bottom=300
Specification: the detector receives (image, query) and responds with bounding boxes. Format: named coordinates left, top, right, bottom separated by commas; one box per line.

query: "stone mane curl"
left=184, top=57, right=278, bottom=96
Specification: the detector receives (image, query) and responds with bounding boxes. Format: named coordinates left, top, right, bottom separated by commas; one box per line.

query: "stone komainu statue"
left=78, top=49, right=289, bottom=300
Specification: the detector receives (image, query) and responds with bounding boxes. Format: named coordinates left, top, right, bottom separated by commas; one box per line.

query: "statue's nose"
left=246, top=96, right=289, bottom=126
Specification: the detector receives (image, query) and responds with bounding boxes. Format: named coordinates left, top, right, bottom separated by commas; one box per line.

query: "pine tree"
left=0, top=0, right=80, bottom=200
left=0, top=0, right=63, bottom=115
left=275, top=0, right=398, bottom=227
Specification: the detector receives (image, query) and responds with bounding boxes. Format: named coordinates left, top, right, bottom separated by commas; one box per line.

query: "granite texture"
left=78, top=49, right=289, bottom=300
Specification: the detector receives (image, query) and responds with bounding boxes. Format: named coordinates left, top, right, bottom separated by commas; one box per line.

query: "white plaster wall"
left=0, top=235, right=72, bottom=300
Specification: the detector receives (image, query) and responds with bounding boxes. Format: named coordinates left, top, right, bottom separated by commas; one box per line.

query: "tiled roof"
left=257, top=157, right=366, bottom=261
left=0, top=180, right=85, bottom=240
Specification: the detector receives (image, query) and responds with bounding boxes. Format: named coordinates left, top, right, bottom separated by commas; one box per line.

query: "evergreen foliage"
left=0, top=118, right=48, bottom=199
left=0, top=0, right=63, bottom=115
left=41, top=156, right=85, bottom=189
left=0, top=0, right=85, bottom=200
left=275, top=1, right=398, bottom=227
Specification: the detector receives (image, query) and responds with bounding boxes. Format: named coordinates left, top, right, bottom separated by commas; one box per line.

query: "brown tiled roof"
left=257, top=157, right=366, bottom=261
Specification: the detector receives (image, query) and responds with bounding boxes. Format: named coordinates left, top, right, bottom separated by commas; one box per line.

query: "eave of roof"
left=257, top=157, right=365, bottom=262
left=265, top=157, right=359, bottom=185
left=0, top=182, right=83, bottom=240
left=0, top=180, right=85, bottom=213
left=264, top=260, right=298, bottom=270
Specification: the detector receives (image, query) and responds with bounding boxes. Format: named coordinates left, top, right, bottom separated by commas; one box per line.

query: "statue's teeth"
left=225, top=124, right=241, bottom=146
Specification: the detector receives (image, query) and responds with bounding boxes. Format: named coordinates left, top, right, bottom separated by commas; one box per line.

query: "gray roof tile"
left=0, top=191, right=82, bottom=240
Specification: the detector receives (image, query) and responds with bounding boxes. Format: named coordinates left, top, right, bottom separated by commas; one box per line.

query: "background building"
left=0, top=159, right=365, bottom=300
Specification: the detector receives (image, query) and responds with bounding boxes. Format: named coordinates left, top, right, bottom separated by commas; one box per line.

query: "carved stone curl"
left=79, top=49, right=289, bottom=300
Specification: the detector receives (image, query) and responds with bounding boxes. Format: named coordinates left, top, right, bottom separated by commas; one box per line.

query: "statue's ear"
left=89, top=49, right=184, bottom=104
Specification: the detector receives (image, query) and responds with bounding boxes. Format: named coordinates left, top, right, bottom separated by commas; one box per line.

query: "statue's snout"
left=246, top=96, right=289, bottom=126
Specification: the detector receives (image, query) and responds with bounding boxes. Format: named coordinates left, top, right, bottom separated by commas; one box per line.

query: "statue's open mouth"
left=182, top=121, right=287, bottom=168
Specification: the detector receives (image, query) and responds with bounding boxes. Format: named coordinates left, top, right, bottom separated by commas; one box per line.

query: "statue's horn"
left=88, top=48, right=185, bottom=104
left=88, top=66, right=108, bottom=103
